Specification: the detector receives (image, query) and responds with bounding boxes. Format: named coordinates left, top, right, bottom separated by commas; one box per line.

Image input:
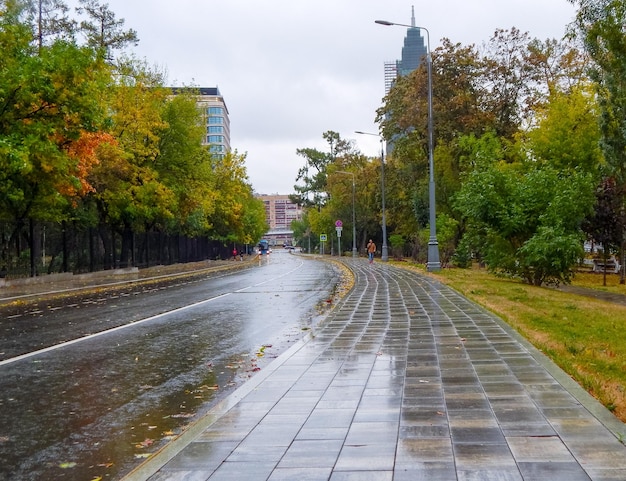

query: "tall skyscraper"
left=383, top=6, right=427, bottom=94
left=383, top=6, right=428, bottom=156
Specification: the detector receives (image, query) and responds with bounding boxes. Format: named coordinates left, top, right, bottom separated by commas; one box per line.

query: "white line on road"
left=0, top=258, right=306, bottom=367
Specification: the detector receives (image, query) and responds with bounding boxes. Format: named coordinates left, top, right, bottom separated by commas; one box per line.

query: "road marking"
left=0, top=258, right=307, bottom=368
left=0, top=292, right=232, bottom=367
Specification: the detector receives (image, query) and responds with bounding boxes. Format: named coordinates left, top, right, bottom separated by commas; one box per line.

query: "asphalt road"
left=0, top=252, right=342, bottom=481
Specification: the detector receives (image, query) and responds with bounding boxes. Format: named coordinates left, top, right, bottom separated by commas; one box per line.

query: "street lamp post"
left=355, top=131, right=388, bottom=262
left=375, top=19, right=441, bottom=271
left=336, top=171, right=358, bottom=258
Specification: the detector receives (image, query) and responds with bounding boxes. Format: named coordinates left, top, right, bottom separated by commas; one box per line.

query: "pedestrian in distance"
left=232, top=247, right=238, bottom=260
left=367, top=239, right=376, bottom=264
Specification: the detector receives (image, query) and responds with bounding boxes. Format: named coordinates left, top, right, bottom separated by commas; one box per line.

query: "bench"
left=592, top=258, right=621, bottom=274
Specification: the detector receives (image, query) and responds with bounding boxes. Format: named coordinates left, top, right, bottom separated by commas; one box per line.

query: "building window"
left=208, top=126, right=224, bottom=134
left=208, top=135, right=224, bottom=143
left=208, top=107, right=223, bottom=115
left=208, top=116, right=223, bottom=124
left=210, top=145, right=225, bottom=153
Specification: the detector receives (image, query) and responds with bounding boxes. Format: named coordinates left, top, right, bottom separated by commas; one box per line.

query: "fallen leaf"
left=59, top=462, right=77, bottom=469
left=134, top=453, right=151, bottom=459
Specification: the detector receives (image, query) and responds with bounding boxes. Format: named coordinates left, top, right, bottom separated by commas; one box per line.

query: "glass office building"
left=171, top=86, right=231, bottom=159
left=384, top=6, right=427, bottom=94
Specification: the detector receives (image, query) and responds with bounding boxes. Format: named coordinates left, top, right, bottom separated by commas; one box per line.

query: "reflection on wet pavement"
left=132, top=260, right=626, bottom=481
left=0, top=253, right=341, bottom=480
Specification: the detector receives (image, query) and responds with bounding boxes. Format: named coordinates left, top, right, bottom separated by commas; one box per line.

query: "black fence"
left=0, top=221, right=235, bottom=279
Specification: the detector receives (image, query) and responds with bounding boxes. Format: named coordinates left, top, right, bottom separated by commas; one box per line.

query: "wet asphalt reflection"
left=0, top=252, right=341, bottom=480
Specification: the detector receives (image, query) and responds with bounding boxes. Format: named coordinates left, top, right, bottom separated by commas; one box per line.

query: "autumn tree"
left=569, top=0, right=626, bottom=281
left=156, top=89, right=216, bottom=239
left=88, top=59, right=171, bottom=267
left=208, top=150, right=263, bottom=246
left=0, top=1, right=111, bottom=273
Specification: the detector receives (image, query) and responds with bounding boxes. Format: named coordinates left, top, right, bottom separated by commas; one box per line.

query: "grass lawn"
left=399, top=262, right=626, bottom=423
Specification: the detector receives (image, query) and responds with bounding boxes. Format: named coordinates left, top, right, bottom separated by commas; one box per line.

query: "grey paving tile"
left=295, top=424, right=349, bottom=440
left=456, top=468, right=523, bottom=481
left=303, top=408, right=356, bottom=429
left=450, top=426, right=506, bottom=444
left=399, top=424, right=450, bottom=438
left=453, top=443, right=517, bottom=470
left=584, top=468, right=626, bottom=481
left=268, top=467, right=332, bottom=481
left=400, top=407, right=448, bottom=426
left=517, top=461, right=591, bottom=480
left=393, top=462, right=457, bottom=481
left=395, top=438, right=454, bottom=465
left=329, top=471, right=393, bottom=481
left=162, top=441, right=237, bottom=470
left=241, top=421, right=301, bottom=446
left=565, top=439, right=626, bottom=467
left=207, top=460, right=276, bottom=480
left=149, top=471, right=214, bottom=481
left=345, top=421, right=399, bottom=444
left=445, top=392, right=492, bottom=410
left=225, top=443, right=287, bottom=463
left=507, top=435, right=576, bottom=462
left=276, top=439, right=343, bottom=468
left=500, top=422, right=557, bottom=437
left=334, top=443, right=396, bottom=471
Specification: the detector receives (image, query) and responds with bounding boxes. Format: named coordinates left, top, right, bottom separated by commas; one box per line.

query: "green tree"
left=156, top=88, right=216, bottom=237
left=0, top=1, right=111, bottom=272
left=24, top=0, right=76, bottom=49
left=208, top=150, right=257, bottom=244
left=91, top=59, right=170, bottom=266
left=524, top=84, right=602, bottom=174
left=292, top=131, right=356, bottom=209
left=76, top=0, right=137, bottom=58
left=454, top=162, right=595, bottom=285
left=582, top=177, right=625, bottom=285
left=569, top=0, right=626, bottom=281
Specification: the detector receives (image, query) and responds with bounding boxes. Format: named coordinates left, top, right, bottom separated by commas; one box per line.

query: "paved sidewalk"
left=122, top=260, right=626, bottom=481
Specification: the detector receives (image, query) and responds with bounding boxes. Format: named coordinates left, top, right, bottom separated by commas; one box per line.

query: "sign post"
left=320, top=234, right=327, bottom=255
left=335, top=220, right=343, bottom=256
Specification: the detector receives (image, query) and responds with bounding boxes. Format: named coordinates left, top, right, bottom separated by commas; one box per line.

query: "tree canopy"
left=0, top=0, right=266, bottom=274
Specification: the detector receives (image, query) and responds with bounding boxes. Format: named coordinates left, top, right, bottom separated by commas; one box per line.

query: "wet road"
left=0, top=252, right=342, bottom=481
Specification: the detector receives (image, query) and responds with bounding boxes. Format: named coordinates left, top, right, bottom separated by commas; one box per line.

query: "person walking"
left=367, top=239, right=376, bottom=264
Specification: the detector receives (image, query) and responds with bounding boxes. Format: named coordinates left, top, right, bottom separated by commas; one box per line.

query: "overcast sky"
left=87, top=0, right=577, bottom=195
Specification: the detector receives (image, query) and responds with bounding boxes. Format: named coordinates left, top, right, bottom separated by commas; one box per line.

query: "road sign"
left=320, top=234, right=327, bottom=242
left=335, top=219, right=343, bottom=227
left=336, top=226, right=342, bottom=238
